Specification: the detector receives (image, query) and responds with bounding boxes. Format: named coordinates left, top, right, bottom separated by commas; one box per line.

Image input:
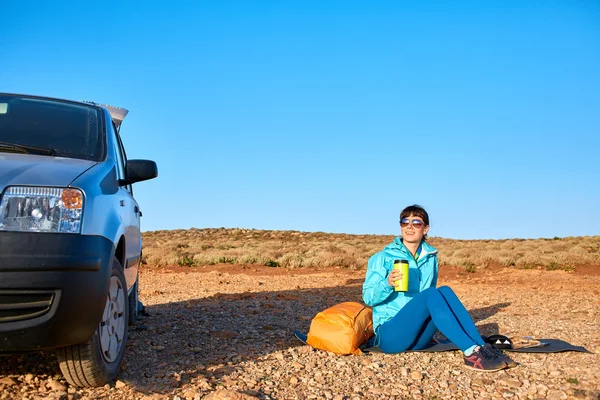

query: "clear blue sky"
left=2, top=1, right=599, bottom=239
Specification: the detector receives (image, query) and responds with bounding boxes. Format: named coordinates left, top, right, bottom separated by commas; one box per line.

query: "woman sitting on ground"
left=362, top=205, right=516, bottom=372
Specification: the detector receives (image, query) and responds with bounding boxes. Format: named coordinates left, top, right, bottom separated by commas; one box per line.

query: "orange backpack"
left=306, top=302, right=374, bottom=355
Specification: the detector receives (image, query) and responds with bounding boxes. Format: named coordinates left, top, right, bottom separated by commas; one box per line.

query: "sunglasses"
left=400, top=218, right=425, bottom=228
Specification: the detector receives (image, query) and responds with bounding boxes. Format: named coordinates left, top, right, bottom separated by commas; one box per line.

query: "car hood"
left=0, top=153, right=97, bottom=192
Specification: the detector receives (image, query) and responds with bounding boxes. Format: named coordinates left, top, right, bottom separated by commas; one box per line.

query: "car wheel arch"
left=114, top=236, right=126, bottom=269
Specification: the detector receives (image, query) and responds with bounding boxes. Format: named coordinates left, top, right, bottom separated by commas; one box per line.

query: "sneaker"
left=463, top=343, right=509, bottom=372
left=489, top=346, right=518, bottom=368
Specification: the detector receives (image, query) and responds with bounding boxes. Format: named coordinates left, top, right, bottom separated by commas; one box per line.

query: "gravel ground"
left=1, top=265, right=599, bottom=400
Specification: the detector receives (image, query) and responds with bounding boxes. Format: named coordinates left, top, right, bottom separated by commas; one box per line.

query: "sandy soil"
left=0, top=265, right=599, bottom=399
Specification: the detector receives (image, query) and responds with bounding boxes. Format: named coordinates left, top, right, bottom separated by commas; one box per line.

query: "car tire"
left=57, top=256, right=129, bottom=387
left=128, top=274, right=139, bottom=325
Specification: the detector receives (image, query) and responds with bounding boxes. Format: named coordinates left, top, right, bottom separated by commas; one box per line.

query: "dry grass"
left=141, top=228, right=600, bottom=272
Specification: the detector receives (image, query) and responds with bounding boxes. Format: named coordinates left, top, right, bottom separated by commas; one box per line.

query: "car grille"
left=0, top=290, right=55, bottom=322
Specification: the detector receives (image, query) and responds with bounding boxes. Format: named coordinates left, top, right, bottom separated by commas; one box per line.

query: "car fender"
left=71, top=159, right=126, bottom=249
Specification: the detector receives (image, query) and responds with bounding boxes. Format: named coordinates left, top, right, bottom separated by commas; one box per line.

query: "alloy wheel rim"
left=99, top=276, right=125, bottom=363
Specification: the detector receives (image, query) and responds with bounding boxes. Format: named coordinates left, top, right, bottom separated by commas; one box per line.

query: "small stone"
left=323, top=391, right=333, bottom=399
left=115, top=380, right=126, bottom=389
left=410, top=371, right=423, bottom=380
left=471, top=379, right=484, bottom=387
left=289, top=377, right=298, bottom=385
left=291, top=361, right=303, bottom=369
left=47, top=380, right=67, bottom=391
left=203, top=389, right=257, bottom=400
left=24, top=374, right=35, bottom=383
left=546, top=390, right=568, bottom=400
left=502, top=390, right=515, bottom=398
left=0, top=377, right=17, bottom=386
left=504, top=379, right=522, bottom=388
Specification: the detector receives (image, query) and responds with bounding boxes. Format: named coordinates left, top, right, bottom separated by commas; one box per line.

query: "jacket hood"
left=0, top=153, right=97, bottom=192
left=383, top=237, right=438, bottom=259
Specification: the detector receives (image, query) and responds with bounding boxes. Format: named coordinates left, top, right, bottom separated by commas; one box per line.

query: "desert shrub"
left=562, top=263, right=576, bottom=272
left=279, top=254, right=304, bottom=268
left=177, top=254, right=196, bottom=267
left=265, top=259, right=281, bottom=268
left=546, top=262, right=561, bottom=271
left=498, top=255, right=516, bottom=267
left=240, top=255, right=259, bottom=264
left=461, top=261, right=476, bottom=273
left=140, top=228, right=600, bottom=271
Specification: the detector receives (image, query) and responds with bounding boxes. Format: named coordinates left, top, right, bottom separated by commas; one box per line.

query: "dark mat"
left=294, top=330, right=309, bottom=344
left=294, top=331, right=590, bottom=354
left=361, top=338, right=591, bottom=354
left=508, top=339, right=590, bottom=353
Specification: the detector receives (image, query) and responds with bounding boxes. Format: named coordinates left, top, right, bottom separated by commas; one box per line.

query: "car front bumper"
left=0, top=232, right=113, bottom=352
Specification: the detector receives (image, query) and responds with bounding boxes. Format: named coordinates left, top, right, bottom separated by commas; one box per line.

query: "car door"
left=112, top=125, right=141, bottom=287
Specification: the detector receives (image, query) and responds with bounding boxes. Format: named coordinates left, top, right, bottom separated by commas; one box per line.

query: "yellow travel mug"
left=393, top=260, right=409, bottom=292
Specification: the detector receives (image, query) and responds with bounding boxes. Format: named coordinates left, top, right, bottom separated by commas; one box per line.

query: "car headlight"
left=0, top=187, right=84, bottom=233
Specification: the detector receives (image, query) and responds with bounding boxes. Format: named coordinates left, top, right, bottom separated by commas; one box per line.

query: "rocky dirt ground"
left=1, top=264, right=599, bottom=400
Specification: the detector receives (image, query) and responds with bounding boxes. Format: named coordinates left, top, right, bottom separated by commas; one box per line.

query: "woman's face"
left=400, top=214, right=429, bottom=244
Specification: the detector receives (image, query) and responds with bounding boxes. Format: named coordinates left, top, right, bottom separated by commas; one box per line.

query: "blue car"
left=0, top=93, right=157, bottom=387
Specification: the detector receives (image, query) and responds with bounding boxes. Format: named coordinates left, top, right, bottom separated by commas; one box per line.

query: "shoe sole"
left=464, top=363, right=509, bottom=372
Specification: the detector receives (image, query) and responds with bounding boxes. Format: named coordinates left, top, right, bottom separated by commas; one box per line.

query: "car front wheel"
left=57, top=256, right=129, bottom=387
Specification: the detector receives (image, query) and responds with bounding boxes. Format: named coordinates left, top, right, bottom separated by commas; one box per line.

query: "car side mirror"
left=119, top=160, right=158, bottom=186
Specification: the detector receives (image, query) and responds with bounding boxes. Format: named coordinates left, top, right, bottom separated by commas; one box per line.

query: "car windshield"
left=0, top=94, right=104, bottom=161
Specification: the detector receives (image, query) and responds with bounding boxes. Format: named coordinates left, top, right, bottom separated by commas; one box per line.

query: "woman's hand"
left=387, top=270, right=403, bottom=288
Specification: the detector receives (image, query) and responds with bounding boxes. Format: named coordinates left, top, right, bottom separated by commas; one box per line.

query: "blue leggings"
left=378, top=286, right=485, bottom=353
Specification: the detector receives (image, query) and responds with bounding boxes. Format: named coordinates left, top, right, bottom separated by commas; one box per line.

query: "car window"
left=111, top=124, right=126, bottom=178
left=112, top=123, right=133, bottom=194
left=0, top=94, right=104, bottom=161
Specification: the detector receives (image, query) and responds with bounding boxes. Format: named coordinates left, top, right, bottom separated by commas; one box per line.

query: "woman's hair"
left=400, top=204, right=430, bottom=240
left=400, top=204, right=430, bottom=225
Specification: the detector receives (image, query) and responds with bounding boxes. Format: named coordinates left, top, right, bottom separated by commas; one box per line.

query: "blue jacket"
left=362, top=238, right=438, bottom=331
